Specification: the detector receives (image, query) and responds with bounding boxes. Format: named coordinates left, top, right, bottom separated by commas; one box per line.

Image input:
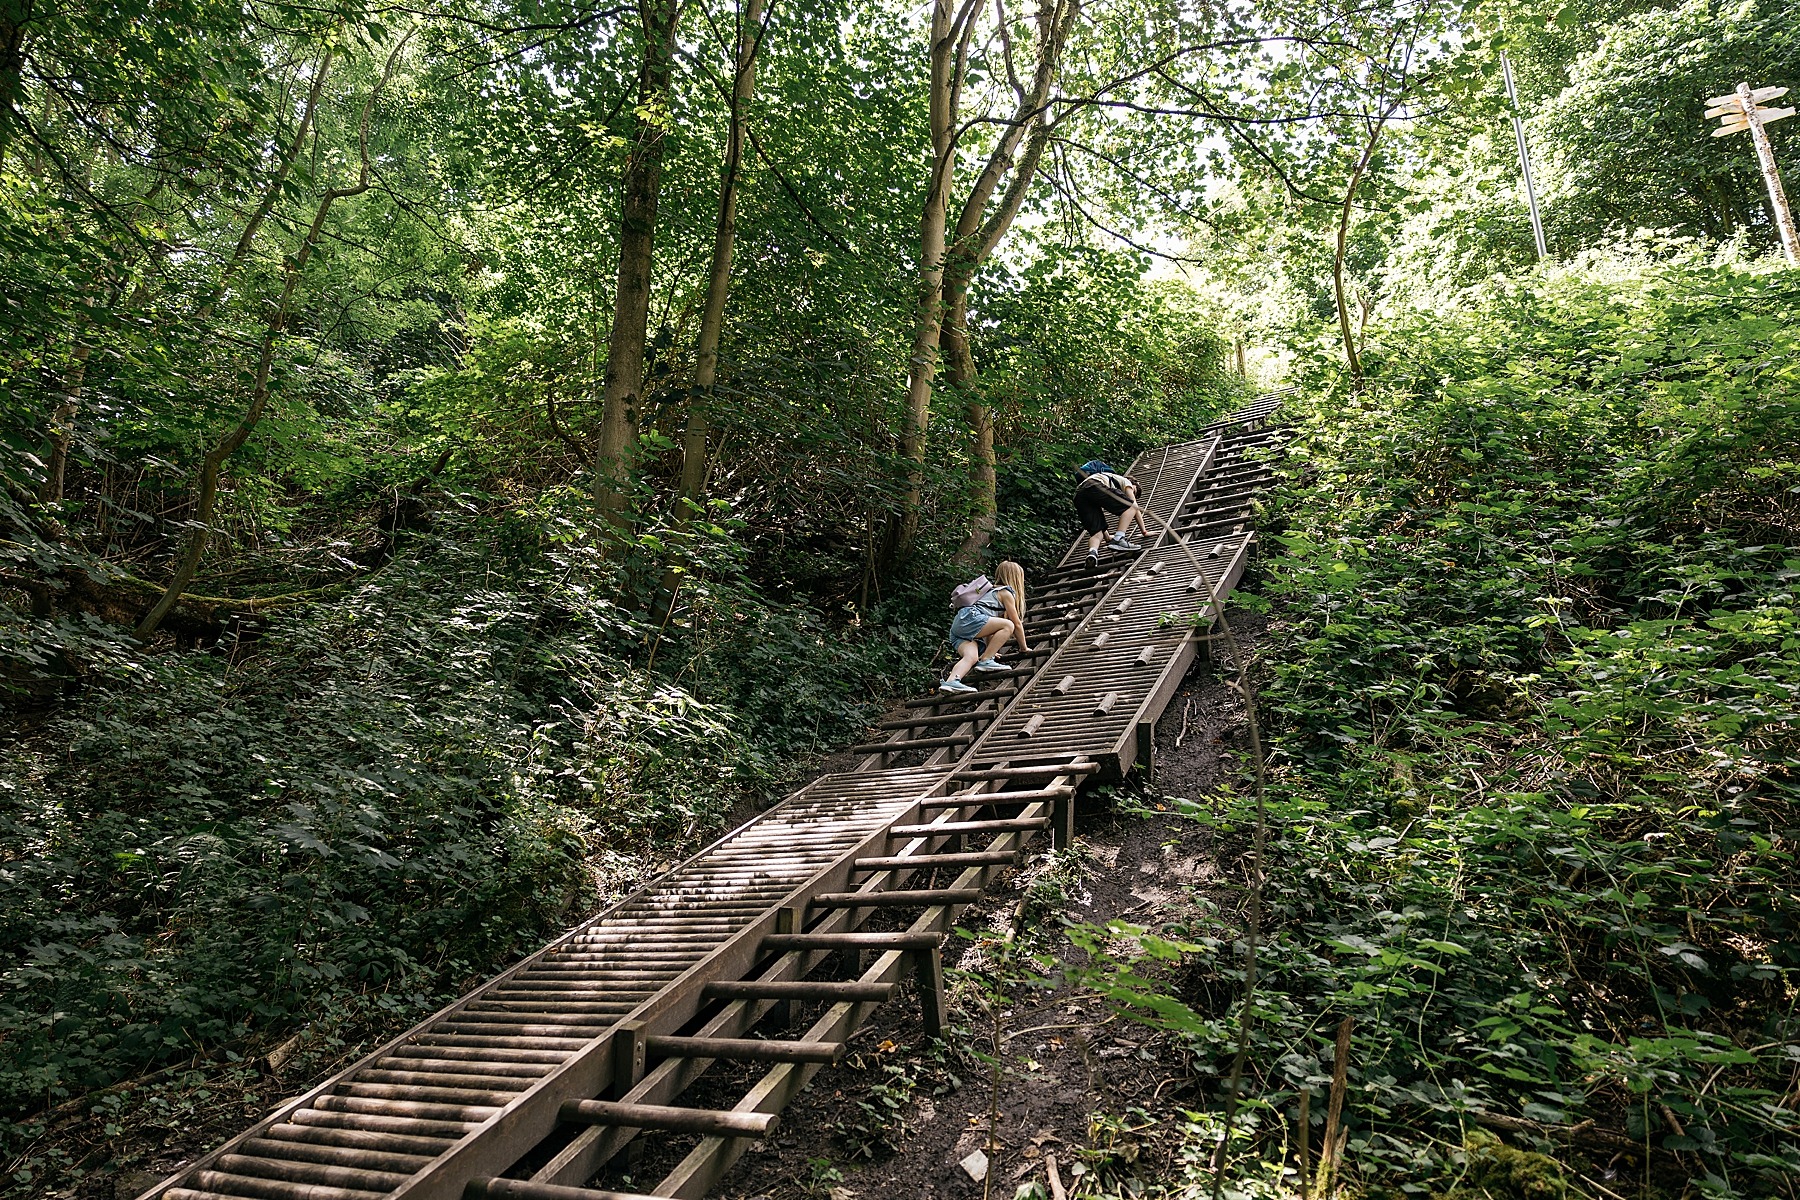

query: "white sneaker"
left=938, top=678, right=977, bottom=693
left=973, top=658, right=1010, bottom=673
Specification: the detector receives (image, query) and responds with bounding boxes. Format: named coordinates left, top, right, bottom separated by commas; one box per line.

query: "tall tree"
left=895, top=0, right=982, bottom=560
left=678, top=0, right=769, bottom=513
left=0, top=0, right=28, bottom=168
left=597, top=0, right=683, bottom=521
left=137, top=35, right=400, bottom=640
left=948, top=0, right=1079, bottom=562
left=1332, top=101, right=1400, bottom=390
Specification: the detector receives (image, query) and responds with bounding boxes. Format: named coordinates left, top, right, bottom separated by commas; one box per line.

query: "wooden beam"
left=762, top=931, right=941, bottom=952
left=889, top=817, right=1048, bottom=837
left=702, top=980, right=892, bottom=1002
left=646, top=1036, right=842, bottom=1065
left=854, top=850, right=1017, bottom=871
left=810, top=888, right=982, bottom=907
left=560, top=1099, right=776, bottom=1138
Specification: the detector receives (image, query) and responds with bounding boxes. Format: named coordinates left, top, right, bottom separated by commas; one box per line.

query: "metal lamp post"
left=1501, top=54, right=1548, bottom=260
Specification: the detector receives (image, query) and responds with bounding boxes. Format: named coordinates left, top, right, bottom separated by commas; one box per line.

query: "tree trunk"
left=679, top=0, right=766, bottom=514
left=894, top=0, right=981, bottom=561
left=41, top=339, right=90, bottom=505
left=1333, top=107, right=1394, bottom=393
left=597, top=0, right=681, bottom=522
left=0, top=0, right=32, bottom=170
left=1331, top=187, right=1362, bottom=390
left=946, top=0, right=1078, bottom=563
left=135, top=44, right=398, bottom=640
left=206, top=43, right=336, bottom=314
left=943, top=286, right=994, bottom=563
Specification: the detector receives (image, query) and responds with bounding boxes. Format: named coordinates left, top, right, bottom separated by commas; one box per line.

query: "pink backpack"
left=950, top=575, right=992, bottom=611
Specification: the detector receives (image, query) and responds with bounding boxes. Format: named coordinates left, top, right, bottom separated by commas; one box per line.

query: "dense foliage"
left=0, top=274, right=1234, bottom=1117
left=0, top=0, right=1244, bottom=1179
left=5, top=0, right=1800, bottom=1191
left=1, top=518, right=899, bottom=1114
left=1082, top=255, right=1799, bottom=1198
left=1533, top=0, right=1800, bottom=245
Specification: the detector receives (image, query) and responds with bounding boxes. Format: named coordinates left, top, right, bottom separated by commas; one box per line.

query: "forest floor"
left=663, top=640, right=1254, bottom=1200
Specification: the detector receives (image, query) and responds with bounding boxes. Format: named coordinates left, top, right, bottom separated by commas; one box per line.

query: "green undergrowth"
left=1078, top=257, right=1800, bottom=1197
left=0, top=502, right=932, bottom=1162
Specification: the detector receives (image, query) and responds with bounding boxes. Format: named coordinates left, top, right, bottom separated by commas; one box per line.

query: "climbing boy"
left=1073, top=460, right=1146, bottom=569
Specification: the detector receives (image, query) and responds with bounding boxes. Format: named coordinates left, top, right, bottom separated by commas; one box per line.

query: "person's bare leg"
left=1087, top=528, right=1106, bottom=554
left=1116, top=505, right=1145, bottom=538
left=946, top=639, right=983, bottom=682
left=977, top=617, right=1014, bottom=661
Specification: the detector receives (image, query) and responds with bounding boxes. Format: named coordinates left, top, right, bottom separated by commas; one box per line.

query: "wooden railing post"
left=914, top=946, right=947, bottom=1038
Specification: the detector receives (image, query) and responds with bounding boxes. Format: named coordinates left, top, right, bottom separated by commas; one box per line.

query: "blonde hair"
left=994, top=560, right=1026, bottom=619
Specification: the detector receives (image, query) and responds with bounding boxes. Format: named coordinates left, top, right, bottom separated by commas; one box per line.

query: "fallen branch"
left=115, top=576, right=338, bottom=612
left=1472, top=1112, right=1656, bottom=1157
left=2, top=568, right=351, bottom=653
left=6, top=568, right=343, bottom=614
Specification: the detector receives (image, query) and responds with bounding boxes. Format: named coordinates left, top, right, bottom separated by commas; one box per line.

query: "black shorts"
left=1075, top=485, right=1131, bottom=533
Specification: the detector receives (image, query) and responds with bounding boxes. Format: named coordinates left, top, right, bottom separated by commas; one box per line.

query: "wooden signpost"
left=1707, top=82, right=1799, bottom=265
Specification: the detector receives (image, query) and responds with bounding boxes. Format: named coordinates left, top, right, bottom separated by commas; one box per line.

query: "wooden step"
left=854, top=850, right=1018, bottom=871
left=810, top=888, right=982, bottom=907
left=468, top=1179, right=674, bottom=1200
left=646, top=1035, right=843, bottom=1064
left=890, top=816, right=1049, bottom=837
left=702, top=979, right=893, bottom=1002
left=559, top=1099, right=776, bottom=1138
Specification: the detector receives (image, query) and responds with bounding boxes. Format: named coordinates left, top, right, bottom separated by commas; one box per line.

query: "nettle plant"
left=1266, top=260, right=1798, bottom=1192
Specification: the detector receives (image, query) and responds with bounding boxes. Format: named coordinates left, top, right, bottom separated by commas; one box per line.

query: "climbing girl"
left=938, top=560, right=1031, bottom=694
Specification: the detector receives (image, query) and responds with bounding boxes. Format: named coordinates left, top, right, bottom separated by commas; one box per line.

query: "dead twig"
left=1297, top=1087, right=1312, bottom=1200
left=1318, top=1016, right=1353, bottom=1196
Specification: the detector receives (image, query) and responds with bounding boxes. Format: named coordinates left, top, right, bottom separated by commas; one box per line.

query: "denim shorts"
left=949, top=604, right=997, bottom=651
